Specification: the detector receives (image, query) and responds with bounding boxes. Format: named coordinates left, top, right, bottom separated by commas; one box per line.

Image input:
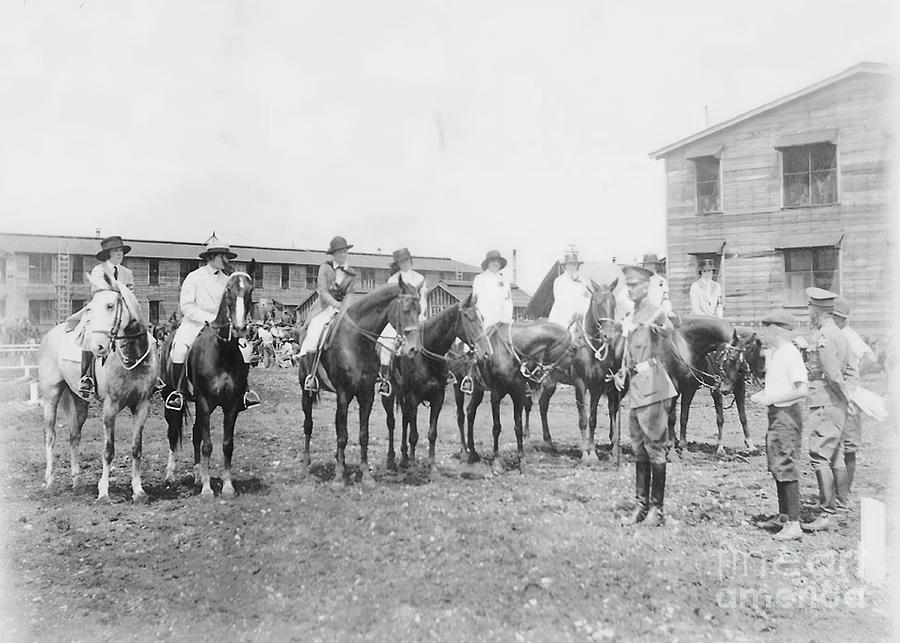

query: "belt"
left=629, top=357, right=658, bottom=376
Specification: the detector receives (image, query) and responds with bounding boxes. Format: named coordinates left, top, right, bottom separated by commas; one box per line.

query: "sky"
left=0, top=0, right=897, bottom=291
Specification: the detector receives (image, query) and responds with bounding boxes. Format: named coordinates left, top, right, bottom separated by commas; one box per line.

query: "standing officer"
left=613, top=265, right=678, bottom=527
left=801, top=287, right=857, bottom=532
left=831, top=297, right=872, bottom=496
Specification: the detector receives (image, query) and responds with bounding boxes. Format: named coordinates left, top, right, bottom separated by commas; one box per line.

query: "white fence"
left=0, top=344, right=40, bottom=378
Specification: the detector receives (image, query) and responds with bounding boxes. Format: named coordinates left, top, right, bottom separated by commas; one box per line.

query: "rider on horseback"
left=297, top=235, right=357, bottom=392
left=77, top=235, right=135, bottom=400
left=376, top=247, right=428, bottom=396
left=165, top=234, right=258, bottom=411
left=548, top=246, right=592, bottom=333
left=461, top=250, right=513, bottom=393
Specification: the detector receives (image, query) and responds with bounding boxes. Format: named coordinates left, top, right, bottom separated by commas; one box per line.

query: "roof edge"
left=649, top=62, right=892, bottom=159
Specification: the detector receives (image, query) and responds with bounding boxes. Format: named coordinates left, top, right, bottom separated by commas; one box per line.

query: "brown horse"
left=710, top=326, right=767, bottom=454
left=451, top=320, right=572, bottom=474
left=537, top=283, right=624, bottom=463
left=299, top=279, right=423, bottom=488
left=160, top=267, right=255, bottom=498
left=38, top=271, right=157, bottom=501
left=381, top=293, right=490, bottom=469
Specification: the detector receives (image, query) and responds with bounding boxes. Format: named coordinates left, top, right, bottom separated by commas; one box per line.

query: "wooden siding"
left=661, top=71, right=894, bottom=340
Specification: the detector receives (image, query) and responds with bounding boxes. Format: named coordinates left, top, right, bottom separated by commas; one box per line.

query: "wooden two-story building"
left=650, top=62, right=894, bottom=339
left=0, top=232, right=480, bottom=330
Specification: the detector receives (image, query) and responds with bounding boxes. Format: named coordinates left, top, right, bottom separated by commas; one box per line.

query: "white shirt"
left=388, top=269, right=428, bottom=320
left=647, top=274, right=672, bottom=315
left=258, top=327, right=274, bottom=345
left=472, top=270, right=513, bottom=327
left=689, top=278, right=723, bottom=318
left=549, top=272, right=591, bottom=327
left=180, top=264, right=228, bottom=326
left=763, top=342, right=808, bottom=407
left=842, top=325, right=872, bottom=363
left=90, top=261, right=134, bottom=291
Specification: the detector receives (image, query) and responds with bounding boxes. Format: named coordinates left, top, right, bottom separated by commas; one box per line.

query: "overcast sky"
left=0, top=1, right=896, bottom=290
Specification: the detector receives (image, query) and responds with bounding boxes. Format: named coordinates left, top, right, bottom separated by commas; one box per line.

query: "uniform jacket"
left=472, top=270, right=513, bottom=327
left=623, top=298, right=677, bottom=408
left=806, top=316, right=858, bottom=407
left=549, top=272, right=592, bottom=327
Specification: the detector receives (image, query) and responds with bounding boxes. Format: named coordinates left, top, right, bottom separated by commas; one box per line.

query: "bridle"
left=581, top=290, right=618, bottom=362
left=499, top=323, right=571, bottom=387
left=90, top=287, right=152, bottom=370
left=334, top=290, right=423, bottom=356
left=209, top=271, right=252, bottom=342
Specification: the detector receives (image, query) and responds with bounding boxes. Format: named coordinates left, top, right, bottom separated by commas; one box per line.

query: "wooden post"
left=859, top=497, right=886, bottom=584
left=29, top=380, right=40, bottom=404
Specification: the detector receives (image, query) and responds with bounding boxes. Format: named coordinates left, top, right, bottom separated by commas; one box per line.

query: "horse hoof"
left=715, top=445, right=726, bottom=457
left=199, top=487, right=214, bottom=499
left=221, top=484, right=236, bottom=499
left=491, top=459, right=504, bottom=476
left=580, top=454, right=595, bottom=468
left=331, top=478, right=346, bottom=491
left=399, top=456, right=409, bottom=469
left=745, top=441, right=757, bottom=452
left=361, top=473, right=376, bottom=488
left=96, top=494, right=111, bottom=504
left=467, top=451, right=482, bottom=466
left=518, top=461, right=529, bottom=475
left=132, top=492, right=150, bottom=505
left=386, top=459, right=397, bottom=472
left=164, top=474, right=176, bottom=487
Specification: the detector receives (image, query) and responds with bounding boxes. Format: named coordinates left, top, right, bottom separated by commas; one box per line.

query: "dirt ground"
left=0, top=367, right=896, bottom=642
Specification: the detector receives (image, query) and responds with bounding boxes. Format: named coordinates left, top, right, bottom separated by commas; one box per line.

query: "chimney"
left=95, top=227, right=102, bottom=238
left=512, top=249, right=518, bottom=285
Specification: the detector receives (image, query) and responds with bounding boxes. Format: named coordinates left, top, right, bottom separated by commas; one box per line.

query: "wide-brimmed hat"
left=697, top=258, right=717, bottom=275
left=389, top=247, right=412, bottom=273
left=199, top=233, right=238, bottom=260
left=761, top=309, right=795, bottom=330
left=481, top=250, right=507, bottom=271
left=95, top=235, right=132, bottom=261
left=327, top=236, right=353, bottom=254
left=641, top=253, right=661, bottom=268
left=562, top=249, right=583, bottom=266
left=621, top=265, right=654, bottom=284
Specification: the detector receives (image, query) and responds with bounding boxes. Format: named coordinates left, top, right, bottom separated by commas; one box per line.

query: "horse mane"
left=344, top=283, right=405, bottom=316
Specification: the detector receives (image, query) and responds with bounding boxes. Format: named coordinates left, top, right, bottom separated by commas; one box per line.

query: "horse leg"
left=300, top=391, right=314, bottom=478
left=512, top=391, right=527, bottom=474
left=712, top=390, right=726, bottom=456
left=164, top=405, right=184, bottom=485
left=196, top=398, right=214, bottom=498
left=130, top=401, right=151, bottom=503
left=69, top=397, right=89, bottom=489
left=407, top=400, right=419, bottom=463
left=191, top=414, right=203, bottom=487
left=466, top=388, right=484, bottom=464
left=523, top=394, right=532, bottom=440
left=97, top=399, right=118, bottom=502
left=357, top=389, right=376, bottom=487
left=574, top=379, right=590, bottom=464
left=400, top=402, right=410, bottom=468
left=221, top=405, right=240, bottom=498
left=490, top=389, right=504, bottom=475
left=454, top=383, right=467, bottom=458
left=383, top=395, right=397, bottom=471
left=332, top=390, right=350, bottom=489
left=736, top=381, right=754, bottom=451
left=538, top=381, right=555, bottom=447
left=679, top=388, right=696, bottom=454
left=587, top=385, right=601, bottom=462
left=41, top=383, right=63, bottom=490
left=427, top=389, right=444, bottom=467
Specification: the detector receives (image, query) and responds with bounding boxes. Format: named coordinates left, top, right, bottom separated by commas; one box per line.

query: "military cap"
left=832, top=297, right=850, bottom=318
left=621, top=265, right=654, bottom=283
left=805, top=286, right=838, bottom=308
left=761, top=309, right=795, bottom=330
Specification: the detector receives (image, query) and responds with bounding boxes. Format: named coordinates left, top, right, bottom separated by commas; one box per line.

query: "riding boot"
left=834, top=467, right=850, bottom=511
left=643, top=463, right=667, bottom=526
left=620, top=462, right=650, bottom=525
left=303, top=353, right=319, bottom=392
left=844, top=452, right=857, bottom=495
left=165, top=362, right=185, bottom=411
left=377, top=363, right=392, bottom=397
left=78, top=350, right=94, bottom=400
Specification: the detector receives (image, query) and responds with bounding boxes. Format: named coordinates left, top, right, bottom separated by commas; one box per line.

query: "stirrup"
left=242, top=390, right=261, bottom=409
left=378, top=378, right=393, bottom=398
left=78, top=376, right=94, bottom=400
left=460, top=374, right=474, bottom=395
left=304, top=373, right=319, bottom=393
left=164, top=390, right=184, bottom=411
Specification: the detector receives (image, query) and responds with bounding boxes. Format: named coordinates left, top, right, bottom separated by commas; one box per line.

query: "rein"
left=662, top=331, right=725, bottom=391
left=209, top=271, right=253, bottom=343
left=499, top=324, right=571, bottom=386
left=330, top=292, right=422, bottom=357
left=90, top=288, right=152, bottom=370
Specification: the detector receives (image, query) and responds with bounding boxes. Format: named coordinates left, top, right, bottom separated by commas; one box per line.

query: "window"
left=694, top=156, right=721, bottom=213
left=360, top=268, right=375, bottom=290
left=782, top=143, right=837, bottom=207
left=71, top=298, right=85, bottom=312
left=281, top=264, right=290, bottom=289
left=783, top=247, right=840, bottom=306
left=28, top=254, right=53, bottom=283
left=149, top=259, right=160, bottom=286
left=149, top=300, right=160, bottom=324
left=28, top=299, right=56, bottom=325
left=179, top=260, right=195, bottom=284
left=305, top=265, right=318, bottom=290
left=70, top=255, right=83, bottom=283
left=254, top=263, right=264, bottom=288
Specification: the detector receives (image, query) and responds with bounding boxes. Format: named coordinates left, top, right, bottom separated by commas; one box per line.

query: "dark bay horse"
left=38, top=271, right=157, bottom=501
left=658, top=316, right=744, bottom=454
left=381, top=293, right=490, bottom=469
left=711, top=326, right=767, bottom=454
left=537, top=284, right=624, bottom=463
left=160, top=267, right=255, bottom=498
left=299, top=279, right=423, bottom=488
left=452, top=320, right=572, bottom=474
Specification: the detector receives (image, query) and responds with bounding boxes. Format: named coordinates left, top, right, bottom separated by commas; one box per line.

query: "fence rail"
left=0, top=344, right=39, bottom=376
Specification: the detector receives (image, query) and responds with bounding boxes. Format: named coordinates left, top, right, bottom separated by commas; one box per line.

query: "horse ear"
left=609, top=277, right=619, bottom=291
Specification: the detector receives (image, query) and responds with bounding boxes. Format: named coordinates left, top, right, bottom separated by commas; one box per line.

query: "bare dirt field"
left=0, top=367, right=895, bottom=642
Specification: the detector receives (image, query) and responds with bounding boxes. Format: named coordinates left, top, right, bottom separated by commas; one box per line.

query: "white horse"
left=37, top=270, right=158, bottom=502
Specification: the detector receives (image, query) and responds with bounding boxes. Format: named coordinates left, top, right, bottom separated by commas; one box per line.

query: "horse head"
left=219, top=260, right=254, bottom=338
left=390, top=275, right=423, bottom=358
left=86, top=270, right=140, bottom=358
left=586, top=283, right=622, bottom=362
left=714, top=328, right=762, bottom=395
left=458, top=293, right=492, bottom=357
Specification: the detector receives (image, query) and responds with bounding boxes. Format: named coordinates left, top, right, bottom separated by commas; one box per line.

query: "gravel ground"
left=0, top=367, right=895, bottom=642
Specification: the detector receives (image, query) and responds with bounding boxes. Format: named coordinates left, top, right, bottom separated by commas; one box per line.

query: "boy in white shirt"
left=750, top=310, right=809, bottom=541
